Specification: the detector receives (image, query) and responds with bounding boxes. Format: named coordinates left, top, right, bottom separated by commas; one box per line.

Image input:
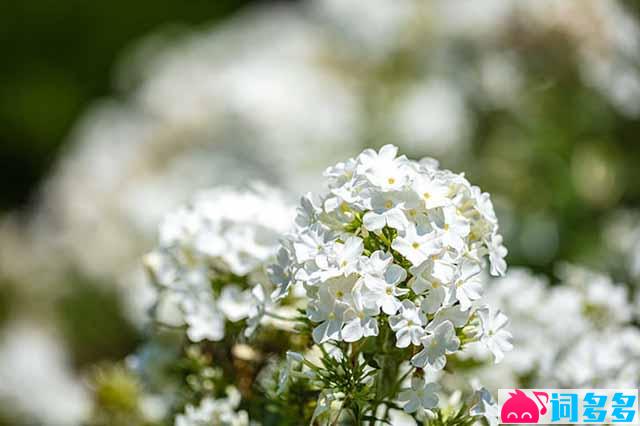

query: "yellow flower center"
left=388, top=177, right=396, bottom=185
left=335, top=290, right=344, bottom=299
left=412, top=242, right=420, bottom=249
left=384, top=200, right=393, bottom=209
left=386, top=287, right=393, bottom=295
left=423, top=192, right=430, bottom=199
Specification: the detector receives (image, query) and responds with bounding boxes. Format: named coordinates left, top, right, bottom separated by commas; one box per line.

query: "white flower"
left=451, top=260, right=483, bottom=311
left=175, top=387, right=249, bottom=426
left=324, top=159, right=358, bottom=188
left=389, top=300, right=427, bottom=348
left=308, top=275, right=360, bottom=343
left=326, top=273, right=359, bottom=306
left=436, top=205, right=470, bottom=252
left=272, top=144, right=507, bottom=350
left=244, top=284, right=267, bottom=338
left=146, top=184, right=294, bottom=342
left=358, top=144, right=410, bottom=191
left=293, top=225, right=330, bottom=264
left=558, top=263, right=632, bottom=325
left=218, top=285, right=251, bottom=322
left=319, top=236, right=363, bottom=277
left=363, top=191, right=411, bottom=231
left=193, top=186, right=293, bottom=275
left=362, top=260, right=408, bottom=315
left=268, top=246, right=294, bottom=302
left=425, top=305, right=470, bottom=332
left=398, top=377, right=439, bottom=413
left=392, top=223, right=440, bottom=266
left=470, top=187, right=498, bottom=225
left=336, top=237, right=365, bottom=271
left=477, top=306, right=513, bottom=363
left=419, top=285, right=448, bottom=314
left=342, top=285, right=380, bottom=342
left=409, top=255, right=456, bottom=295
left=410, top=256, right=457, bottom=314
left=341, top=311, right=379, bottom=343
left=411, top=320, right=460, bottom=370
left=295, top=193, right=323, bottom=228
left=469, top=387, right=499, bottom=426
left=360, top=250, right=393, bottom=276
left=487, top=233, right=508, bottom=276
left=412, top=175, right=451, bottom=210
left=182, top=292, right=226, bottom=342
left=277, top=351, right=304, bottom=394
left=309, top=301, right=351, bottom=344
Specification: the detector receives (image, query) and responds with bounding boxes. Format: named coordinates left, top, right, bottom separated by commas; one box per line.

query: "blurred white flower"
left=175, top=387, right=249, bottom=426
left=469, top=387, right=499, bottom=426
left=277, top=351, right=305, bottom=395
left=392, top=80, right=471, bottom=158
left=471, top=266, right=638, bottom=388
left=398, top=377, right=439, bottom=414
left=0, top=322, right=90, bottom=425
left=476, top=306, right=513, bottom=364
left=145, top=184, right=294, bottom=341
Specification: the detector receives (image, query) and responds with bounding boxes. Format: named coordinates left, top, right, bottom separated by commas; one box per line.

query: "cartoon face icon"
left=501, top=390, right=548, bottom=423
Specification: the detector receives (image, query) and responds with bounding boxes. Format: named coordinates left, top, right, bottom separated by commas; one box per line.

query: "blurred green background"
left=0, top=0, right=281, bottom=212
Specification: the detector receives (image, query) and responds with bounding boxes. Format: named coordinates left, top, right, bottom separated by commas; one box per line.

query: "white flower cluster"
left=272, top=145, right=510, bottom=369
left=175, top=387, right=249, bottom=426
left=473, top=265, right=640, bottom=388
left=144, top=184, right=294, bottom=342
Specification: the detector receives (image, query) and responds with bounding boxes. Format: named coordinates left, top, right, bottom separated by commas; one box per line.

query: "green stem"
left=377, top=231, right=392, bottom=248
left=393, top=368, right=413, bottom=391
left=370, top=324, right=399, bottom=425
left=264, top=311, right=298, bottom=322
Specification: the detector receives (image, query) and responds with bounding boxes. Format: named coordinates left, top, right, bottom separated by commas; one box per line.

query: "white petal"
left=363, top=212, right=386, bottom=231
left=342, top=319, right=364, bottom=343
left=411, top=348, right=429, bottom=367
left=312, top=321, right=330, bottom=344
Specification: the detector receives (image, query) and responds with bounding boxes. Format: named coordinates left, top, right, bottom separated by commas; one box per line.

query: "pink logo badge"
left=501, top=389, right=549, bottom=423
